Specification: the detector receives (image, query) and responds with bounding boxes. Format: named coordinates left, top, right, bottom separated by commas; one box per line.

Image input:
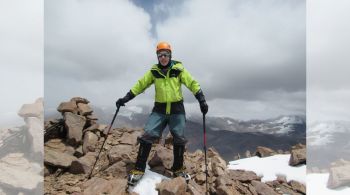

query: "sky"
left=0, top=0, right=43, bottom=128
left=307, top=0, right=350, bottom=123
left=44, top=0, right=306, bottom=120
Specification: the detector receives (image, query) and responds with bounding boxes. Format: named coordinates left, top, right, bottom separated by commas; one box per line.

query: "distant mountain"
left=308, top=121, right=350, bottom=169
left=190, top=115, right=306, bottom=135
left=45, top=105, right=306, bottom=162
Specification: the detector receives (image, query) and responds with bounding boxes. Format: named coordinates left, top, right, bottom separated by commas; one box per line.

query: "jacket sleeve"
left=130, top=70, right=154, bottom=96
left=180, top=68, right=201, bottom=95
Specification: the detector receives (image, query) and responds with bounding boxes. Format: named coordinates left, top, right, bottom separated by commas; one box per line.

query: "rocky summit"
left=44, top=97, right=306, bottom=195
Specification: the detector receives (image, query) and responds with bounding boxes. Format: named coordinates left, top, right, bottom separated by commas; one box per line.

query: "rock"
left=156, top=177, right=187, bottom=195
left=251, top=180, right=279, bottom=195
left=83, top=123, right=100, bottom=133
left=82, top=177, right=129, bottom=195
left=216, top=184, right=240, bottom=195
left=77, top=103, right=93, bottom=116
left=71, top=97, right=90, bottom=104
left=119, top=131, right=141, bottom=146
left=64, top=112, right=86, bottom=143
left=57, top=101, right=78, bottom=113
left=288, top=180, right=306, bottom=194
left=289, top=146, right=306, bottom=166
left=291, top=143, right=305, bottom=150
left=82, top=132, right=98, bottom=154
left=255, top=146, right=276, bottom=157
left=103, top=161, right=128, bottom=178
left=211, top=154, right=227, bottom=176
left=44, top=148, right=77, bottom=168
left=25, top=117, right=44, bottom=153
left=245, top=150, right=251, bottom=158
left=108, top=145, right=133, bottom=164
left=327, top=164, right=350, bottom=189
left=187, top=179, right=205, bottom=195
left=149, top=145, right=173, bottom=170
left=17, top=99, right=43, bottom=118
left=86, top=114, right=98, bottom=120
left=195, top=173, right=206, bottom=185
left=98, top=124, right=108, bottom=132
left=0, top=153, right=42, bottom=190
left=74, top=145, right=84, bottom=157
left=69, top=152, right=96, bottom=174
left=227, top=169, right=261, bottom=182
left=45, top=139, right=66, bottom=153
left=276, top=174, right=287, bottom=184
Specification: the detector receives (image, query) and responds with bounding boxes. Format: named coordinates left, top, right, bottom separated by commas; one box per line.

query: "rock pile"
left=44, top=97, right=306, bottom=195
left=0, top=98, right=43, bottom=194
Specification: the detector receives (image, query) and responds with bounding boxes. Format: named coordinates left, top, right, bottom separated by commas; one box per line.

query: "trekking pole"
left=203, top=113, right=209, bottom=194
left=88, top=105, right=121, bottom=179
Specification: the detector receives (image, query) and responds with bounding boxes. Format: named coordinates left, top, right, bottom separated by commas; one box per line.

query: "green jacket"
left=130, top=60, right=201, bottom=114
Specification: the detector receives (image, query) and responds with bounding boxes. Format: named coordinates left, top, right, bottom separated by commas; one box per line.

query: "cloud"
left=307, top=0, right=350, bottom=122
left=45, top=0, right=306, bottom=120
left=45, top=0, right=155, bottom=81
left=0, top=0, right=43, bottom=127
left=156, top=0, right=305, bottom=101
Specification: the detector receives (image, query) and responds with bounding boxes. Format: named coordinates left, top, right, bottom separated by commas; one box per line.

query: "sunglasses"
left=157, top=52, right=171, bottom=58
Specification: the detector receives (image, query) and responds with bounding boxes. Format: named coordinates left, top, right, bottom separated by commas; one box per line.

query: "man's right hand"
left=116, top=91, right=136, bottom=108
left=116, top=98, right=126, bottom=107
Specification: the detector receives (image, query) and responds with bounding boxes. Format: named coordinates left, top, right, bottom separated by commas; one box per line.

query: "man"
left=116, top=41, right=208, bottom=185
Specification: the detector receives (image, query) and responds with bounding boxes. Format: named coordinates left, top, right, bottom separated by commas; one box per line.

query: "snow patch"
left=131, top=166, right=169, bottom=195
left=308, top=173, right=350, bottom=194
left=228, top=154, right=306, bottom=184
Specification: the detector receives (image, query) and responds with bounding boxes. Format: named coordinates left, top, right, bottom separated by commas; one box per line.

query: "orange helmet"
left=156, top=41, right=172, bottom=53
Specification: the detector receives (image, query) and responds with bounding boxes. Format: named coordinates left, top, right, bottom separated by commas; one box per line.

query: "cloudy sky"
left=0, top=0, right=43, bottom=127
left=44, top=0, right=306, bottom=120
left=307, top=0, right=350, bottom=123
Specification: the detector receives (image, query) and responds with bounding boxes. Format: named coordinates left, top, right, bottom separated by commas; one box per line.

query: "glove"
left=200, top=101, right=208, bottom=115
left=195, top=89, right=209, bottom=115
left=116, top=91, right=135, bottom=107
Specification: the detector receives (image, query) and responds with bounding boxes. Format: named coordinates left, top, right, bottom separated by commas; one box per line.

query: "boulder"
left=327, top=164, right=350, bottom=189
left=251, top=180, right=279, bottom=195
left=17, top=98, right=43, bottom=118
left=0, top=153, right=42, bottom=190
left=69, top=152, right=96, bottom=174
left=289, top=146, right=306, bottom=166
left=255, top=146, right=276, bottom=157
left=71, top=97, right=90, bottom=104
left=86, top=114, right=98, bottom=120
left=25, top=117, right=44, bottom=153
left=156, top=177, right=187, bottom=195
left=82, top=132, right=98, bottom=154
left=108, top=145, right=133, bottom=164
left=288, top=180, right=306, bottom=194
left=227, top=169, right=261, bottom=182
left=77, top=103, right=93, bottom=116
left=57, top=101, right=77, bottom=113
left=119, top=131, right=141, bottom=146
left=103, top=161, right=128, bottom=178
left=211, top=154, right=227, bottom=176
left=149, top=145, right=173, bottom=170
left=82, top=177, right=129, bottom=195
left=44, top=148, right=77, bottom=168
left=187, top=179, right=205, bottom=195
left=64, top=112, right=86, bottom=143
left=45, top=139, right=66, bottom=153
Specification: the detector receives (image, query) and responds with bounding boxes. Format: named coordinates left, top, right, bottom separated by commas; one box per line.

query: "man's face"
left=157, top=50, right=171, bottom=66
